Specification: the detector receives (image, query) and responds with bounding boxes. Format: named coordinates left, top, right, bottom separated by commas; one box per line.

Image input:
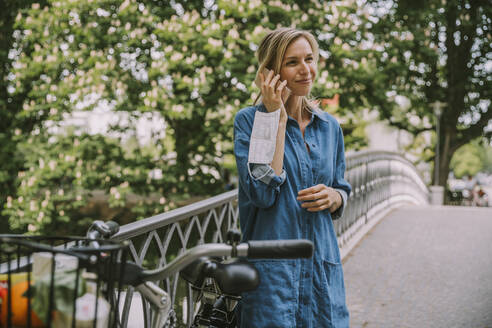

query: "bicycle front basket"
left=0, top=235, right=129, bottom=328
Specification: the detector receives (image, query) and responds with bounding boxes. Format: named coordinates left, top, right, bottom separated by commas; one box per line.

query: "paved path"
left=343, top=205, right=492, bottom=328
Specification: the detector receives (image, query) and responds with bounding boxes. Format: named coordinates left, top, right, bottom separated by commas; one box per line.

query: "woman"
left=233, top=28, right=352, bottom=327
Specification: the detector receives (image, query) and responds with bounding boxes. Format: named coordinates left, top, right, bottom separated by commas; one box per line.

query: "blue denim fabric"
left=234, top=104, right=352, bottom=328
left=249, top=163, right=348, bottom=220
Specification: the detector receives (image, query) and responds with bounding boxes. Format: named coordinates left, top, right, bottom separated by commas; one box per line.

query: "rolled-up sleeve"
left=234, top=110, right=286, bottom=209
left=249, top=164, right=286, bottom=186
left=331, top=126, right=352, bottom=220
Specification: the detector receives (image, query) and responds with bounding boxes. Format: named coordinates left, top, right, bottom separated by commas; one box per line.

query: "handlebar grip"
left=104, top=221, right=120, bottom=236
left=247, top=239, right=314, bottom=259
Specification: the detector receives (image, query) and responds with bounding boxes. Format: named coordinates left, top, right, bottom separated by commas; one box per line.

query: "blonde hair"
left=254, top=27, right=319, bottom=113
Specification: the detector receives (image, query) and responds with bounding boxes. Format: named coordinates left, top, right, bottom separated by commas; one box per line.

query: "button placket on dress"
left=293, top=118, right=317, bottom=328
left=306, top=123, right=321, bottom=185
left=305, top=121, right=317, bottom=328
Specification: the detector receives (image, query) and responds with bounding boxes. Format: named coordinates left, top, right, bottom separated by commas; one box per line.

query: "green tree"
left=365, top=0, right=491, bottom=186
left=450, top=139, right=492, bottom=178
left=484, top=144, right=492, bottom=173
left=2, top=0, right=375, bottom=234
left=450, top=140, right=484, bottom=178
left=0, top=0, right=47, bottom=232
left=3, top=133, right=175, bottom=234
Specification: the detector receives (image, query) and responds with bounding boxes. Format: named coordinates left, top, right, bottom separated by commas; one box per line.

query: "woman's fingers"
left=276, top=80, right=288, bottom=95
left=269, top=74, right=281, bottom=88
left=297, top=190, right=323, bottom=201
left=263, top=69, right=274, bottom=86
left=298, top=184, right=324, bottom=196
left=260, top=71, right=288, bottom=111
left=328, top=202, right=339, bottom=213
left=301, top=194, right=331, bottom=208
left=262, top=72, right=285, bottom=92
left=306, top=204, right=330, bottom=212
left=297, top=185, right=341, bottom=213
left=297, top=185, right=325, bottom=199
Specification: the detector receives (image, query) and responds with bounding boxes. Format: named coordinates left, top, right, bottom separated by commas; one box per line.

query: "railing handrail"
left=347, top=150, right=421, bottom=171
left=346, top=150, right=429, bottom=193
left=111, top=189, right=238, bottom=242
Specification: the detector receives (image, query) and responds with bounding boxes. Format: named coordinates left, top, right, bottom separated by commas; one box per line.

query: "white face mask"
left=248, top=108, right=281, bottom=164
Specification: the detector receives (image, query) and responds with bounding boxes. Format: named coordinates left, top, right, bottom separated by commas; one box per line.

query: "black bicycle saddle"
left=180, top=257, right=259, bottom=295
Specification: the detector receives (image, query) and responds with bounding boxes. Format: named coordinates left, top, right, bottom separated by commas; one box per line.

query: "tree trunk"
left=438, top=144, right=452, bottom=187
left=436, top=120, right=451, bottom=186
left=172, top=119, right=194, bottom=188
left=436, top=121, right=468, bottom=187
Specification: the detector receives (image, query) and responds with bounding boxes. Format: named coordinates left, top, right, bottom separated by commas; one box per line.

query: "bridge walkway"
left=343, top=206, right=492, bottom=328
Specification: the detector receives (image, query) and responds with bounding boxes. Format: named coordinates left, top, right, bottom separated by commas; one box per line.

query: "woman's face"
left=279, top=37, right=317, bottom=97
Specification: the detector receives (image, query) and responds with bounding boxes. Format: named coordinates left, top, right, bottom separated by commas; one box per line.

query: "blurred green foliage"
left=0, top=0, right=375, bottom=234
left=450, top=139, right=492, bottom=178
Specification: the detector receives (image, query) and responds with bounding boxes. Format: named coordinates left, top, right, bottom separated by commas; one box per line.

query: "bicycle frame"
left=135, top=281, right=172, bottom=328
left=115, top=244, right=250, bottom=328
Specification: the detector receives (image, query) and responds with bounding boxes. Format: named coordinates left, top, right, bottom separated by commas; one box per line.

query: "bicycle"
left=0, top=221, right=313, bottom=328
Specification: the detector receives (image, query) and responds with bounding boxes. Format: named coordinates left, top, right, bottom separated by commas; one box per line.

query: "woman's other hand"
left=297, top=184, right=342, bottom=213
left=259, top=70, right=288, bottom=117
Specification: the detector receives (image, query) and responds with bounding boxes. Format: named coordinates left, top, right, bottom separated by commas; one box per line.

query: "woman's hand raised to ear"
left=259, top=70, right=288, bottom=119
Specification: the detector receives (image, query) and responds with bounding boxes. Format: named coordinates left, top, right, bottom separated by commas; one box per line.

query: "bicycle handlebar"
left=84, top=221, right=314, bottom=286
left=137, top=239, right=313, bottom=284
left=87, top=220, right=120, bottom=240
left=247, top=239, right=313, bottom=259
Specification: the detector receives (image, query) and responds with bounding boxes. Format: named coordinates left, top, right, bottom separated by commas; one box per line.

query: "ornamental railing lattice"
left=109, top=189, right=239, bottom=327
left=109, top=150, right=429, bottom=327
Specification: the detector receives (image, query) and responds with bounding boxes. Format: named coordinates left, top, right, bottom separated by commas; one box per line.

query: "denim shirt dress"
left=233, top=104, right=352, bottom=328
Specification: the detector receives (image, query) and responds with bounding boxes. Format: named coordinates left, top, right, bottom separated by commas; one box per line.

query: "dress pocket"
left=322, top=260, right=349, bottom=327
left=239, top=259, right=297, bottom=328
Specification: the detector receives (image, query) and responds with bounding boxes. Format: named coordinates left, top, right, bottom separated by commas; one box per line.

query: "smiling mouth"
left=296, top=79, right=311, bottom=84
